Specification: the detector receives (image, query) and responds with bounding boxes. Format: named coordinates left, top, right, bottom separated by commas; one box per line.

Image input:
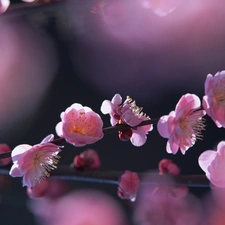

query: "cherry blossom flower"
left=118, top=170, right=140, bottom=202
left=56, top=103, right=104, bottom=147
left=9, top=134, right=61, bottom=188
left=74, top=149, right=101, bottom=170
left=28, top=190, right=128, bottom=225
left=101, top=94, right=153, bottom=146
left=0, top=144, right=11, bottom=166
left=134, top=174, right=202, bottom=225
left=157, top=93, right=206, bottom=154
left=203, top=71, right=225, bottom=128
left=27, top=179, right=51, bottom=199
left=157, top=159, right=188, bottom=198
left=198, top=141, right=225, bottom=188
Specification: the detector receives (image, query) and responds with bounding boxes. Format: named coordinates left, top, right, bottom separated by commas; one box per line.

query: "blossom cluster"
left=0, top=70, right=224, bottom=199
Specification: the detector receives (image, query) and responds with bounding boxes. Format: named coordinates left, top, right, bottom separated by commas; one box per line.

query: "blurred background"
left=1, top=0, right=225, bottom=224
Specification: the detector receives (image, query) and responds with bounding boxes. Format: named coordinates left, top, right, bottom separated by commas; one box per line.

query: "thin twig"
left=0, top=165, right=210, bottom=187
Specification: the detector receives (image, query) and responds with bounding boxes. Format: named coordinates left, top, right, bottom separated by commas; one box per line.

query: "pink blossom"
left=74, top=149, right=101, bottom=170
left=0, top=0, right=10, bottom=14
left=198, top=141, right=225, bottom=188
left=101, top=94, right=153, bottom=146
left=203, top=71, right=225, bottom=128
left=56, top=103, right=104, bottom=147
left=118, top=170, right=140, bottom=202
left=157, top=93, right=206, bottom=154
left=28, top=190, right=128, bottom=225
left=9, top=134, right=61, bottom=188
left=134, top=174, right=202, bottom=225
left=27, top=179, right=51, bottom=199
left=158, top=159, right=180, bottom=175
left=0, top=144, right=11, bottom=166
left=157, top=159, right=188, bottom=198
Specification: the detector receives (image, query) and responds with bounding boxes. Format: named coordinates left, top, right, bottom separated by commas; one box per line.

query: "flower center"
left=178, top=110, right=205, bottom=146
left=214, top=86, right=225, bottom=106
left=33, top=152, right=60, bottom=183
left=125, top=96, right=149, bottom=118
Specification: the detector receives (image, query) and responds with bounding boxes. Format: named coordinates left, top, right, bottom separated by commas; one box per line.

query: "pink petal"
left=130, top=128, right=147, bottom=147
left=122, top=111, right=142, bottom=126
left=100, top=100, right=113, bottom=114
left=111, top=93, right=122, bottom=105
left=157, top=112, right=175, bottom=138
left=41, top=134, right=54, bottom=144
left=9, top=164, right=23, bottom=177
left=55, top=122, right=63, bottom=137
left=198, top=150, right=217, bottom=174
left=11, top=144, right=32, bottom=163
left=0, top=0, right=10, bottom=14
left=204, top=74, right=214, bottom=95
left=166, top=139, right=179, bottom=154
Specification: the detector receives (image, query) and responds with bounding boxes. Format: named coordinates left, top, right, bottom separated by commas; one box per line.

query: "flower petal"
left=198, top=150, right=217, bottom=174
left=11, top=144, right=32, bottom=163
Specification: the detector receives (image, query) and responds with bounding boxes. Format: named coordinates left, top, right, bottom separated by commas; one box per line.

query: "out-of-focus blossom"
left=134, top=173, right=202, bottom=225
left=203, top=71, right=225, bottom=128
left=101, top=94, right=153, bottom=146
left=0, top=0, right=9, bottom=14
left=158, top=158, right=180, bottom=175
left=56, top=103, right=104, bottom=147
left=28, top=190, right=128, bottom=225
left=27, top=177, right=68, bottom=199
left=74, top=149, right=101, bottom=170
left=9, top=134, right=61, bottom=188
left=0, top=20, right=57, bottom=139
left=118, top=170, right=140, bottom=202
left=139, top=0, right=182, bottom=16
left=157, top=159, right=188, bottom=198
left=157, top=93, right=206, bottom=154
left=0, top=144, right=11, bottom=166
left=198, top=141, right=225, bottom=188
left=27, top=179, right=51, bottom=199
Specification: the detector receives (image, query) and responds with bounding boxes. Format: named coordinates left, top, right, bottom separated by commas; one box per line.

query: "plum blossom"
left=74, top=149, right=101, bottom=170
left=101, top=94, right=153, bottom=146
left=118, top=170, right=140, bottom=202
left=56, top=103, right=104, bottom=147
left=9, top=134, right=61, bottom=188
left=198, top=141, right=225, bottom=188
left=157, top=93, right=206, bottom=154
left=203, top=71, right=225, bottom=128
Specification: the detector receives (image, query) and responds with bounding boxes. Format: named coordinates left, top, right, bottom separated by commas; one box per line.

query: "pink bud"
left=118, top=171, right=140, bottom=202
left=158, top=159, right=180, bottom=175
left=0, top=144, right=11, bottom=166
left=74, top=149, right=101, bottom=170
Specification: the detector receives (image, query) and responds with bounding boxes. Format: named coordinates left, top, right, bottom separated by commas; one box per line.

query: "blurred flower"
left=118, top=170, right=140, bottom=202
left=74, top=149, right=101, bottom=170
left=101, top=94, right=153, bottom=146
left=28, top=190, right=128, bottom=225
left=203, top=71, right=225, bottom=128
left=157, top=93, right=206, bottom=154
left=27, top=177, right=68, bottom=199
left=0, top=144, right=11, bottom=166
left=157, top=159, right=188, bottom=198
left=0, top=0, right=9, bottom=14
left=139, top=0, right=182, bottom=16
left=198, top=141, right=225, bottom=188
left=134, top=173, right=202, bottom=225
left=9, top=134, right=61, bottom=188
left=27, top=179, right=51, bottom=199
left=158, top=158, right=180, bottom=175
left=56, top=103, right=104, bottom=147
